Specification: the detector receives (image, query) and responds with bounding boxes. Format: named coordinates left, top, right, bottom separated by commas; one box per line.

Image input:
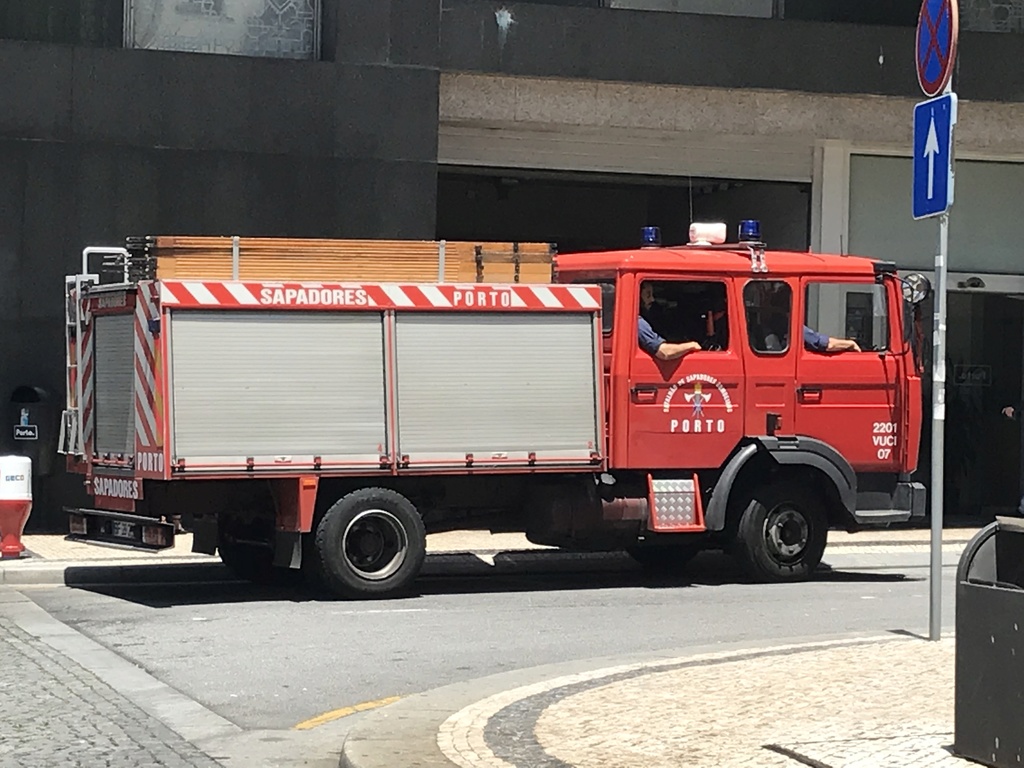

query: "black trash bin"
left=953, top=517, right=1024, bottom=767
left=8, top=386, right=57, bottom=477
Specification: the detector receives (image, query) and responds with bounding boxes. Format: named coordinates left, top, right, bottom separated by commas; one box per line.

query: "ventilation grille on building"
left=962, top=0, right=1024, bottom=32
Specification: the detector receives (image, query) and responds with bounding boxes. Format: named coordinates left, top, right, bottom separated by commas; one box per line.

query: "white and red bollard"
left=0, top=456, right=32, bottom=559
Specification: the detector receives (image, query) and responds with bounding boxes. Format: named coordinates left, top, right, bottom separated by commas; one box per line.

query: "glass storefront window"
left=925, top=292, right=1024, bottom=517
left=780, top=0, right=919, bottom=26
left=0, top=0, right=122, bottom=47
left=460, top=0, right=1022, bottom=33
left=124, top=0, right=320, bottom=60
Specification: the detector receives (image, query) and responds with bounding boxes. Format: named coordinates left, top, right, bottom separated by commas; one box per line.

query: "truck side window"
left=598, top=282, right=615, bottom=335
left=744, top=280, right=792, bottom=354
left=639, top=280, right=729, bottom=351
left=805, top=282, right=889, bottom=352
left=573, top=279, right=615, bottom=335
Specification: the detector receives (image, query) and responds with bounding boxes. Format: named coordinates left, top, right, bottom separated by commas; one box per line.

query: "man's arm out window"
left=803, top=325, right=830, bottom=352
left=638, top=316, right=665, bottom=356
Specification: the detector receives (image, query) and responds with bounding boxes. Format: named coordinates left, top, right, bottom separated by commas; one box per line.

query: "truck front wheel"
left=314, top=488, right=426, bottom=599
left=731, top=480, right=827, bottom=583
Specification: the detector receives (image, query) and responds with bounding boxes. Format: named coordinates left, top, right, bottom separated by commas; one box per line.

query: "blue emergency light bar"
left=738, top=219, right=761, bottom=243
left=640, top=226, right=661, bottom=248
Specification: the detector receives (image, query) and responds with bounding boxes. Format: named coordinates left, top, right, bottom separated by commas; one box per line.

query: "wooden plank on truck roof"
left=127, top=236, right=555, bottom=284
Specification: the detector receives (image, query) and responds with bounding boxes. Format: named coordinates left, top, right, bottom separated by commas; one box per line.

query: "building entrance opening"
left=436, top=168, right=811, bottom=253
left=919, top=291, right=1024, bottom=520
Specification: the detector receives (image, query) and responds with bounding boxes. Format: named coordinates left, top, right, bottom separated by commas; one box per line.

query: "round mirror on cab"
left=902, top=273, right=932, bottom=305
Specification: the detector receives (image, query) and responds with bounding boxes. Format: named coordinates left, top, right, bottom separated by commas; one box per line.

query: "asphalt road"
left=20, top=551, right=957, bottom=742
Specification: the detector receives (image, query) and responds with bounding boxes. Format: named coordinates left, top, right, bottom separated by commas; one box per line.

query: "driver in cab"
left=637, top=283, right=702, bottom=361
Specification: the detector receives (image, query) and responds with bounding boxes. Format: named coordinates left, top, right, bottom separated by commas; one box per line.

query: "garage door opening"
left=436, top=168, right=811, bottom=254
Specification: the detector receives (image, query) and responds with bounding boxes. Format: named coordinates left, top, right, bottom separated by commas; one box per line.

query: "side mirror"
left=901, top=272, right=932, bottom=305
left=897, top=274, right=930, bottom=374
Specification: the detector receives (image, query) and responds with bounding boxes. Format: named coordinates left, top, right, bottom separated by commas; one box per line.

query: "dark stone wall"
left=440, top=0, right=1024, bottom=103
left=0, top=0, right=441, bottom=530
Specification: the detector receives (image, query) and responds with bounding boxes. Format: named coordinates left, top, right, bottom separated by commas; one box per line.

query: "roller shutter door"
left=170, top=311, right=387, bottom=466
left=93, top=314, right=135, bottom=456
left=394, top=312, right=600, bottom=465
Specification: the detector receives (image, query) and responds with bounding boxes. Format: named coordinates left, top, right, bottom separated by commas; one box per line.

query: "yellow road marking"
left=293, top=696, right=401, bottom=731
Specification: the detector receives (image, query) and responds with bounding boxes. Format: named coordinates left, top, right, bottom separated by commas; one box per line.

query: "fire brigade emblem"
left=662, top=374, right=734, bottom=436
left=684, top=382, right=711, bottom=417
left=662, top=373, right=734, bottom=414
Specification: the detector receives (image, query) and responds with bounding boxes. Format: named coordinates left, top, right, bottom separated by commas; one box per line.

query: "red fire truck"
left=59, top=222, right=931, bottom=598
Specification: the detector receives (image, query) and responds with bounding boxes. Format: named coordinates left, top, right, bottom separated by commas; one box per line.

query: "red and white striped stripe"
left=134, top=283, right=159, bottom=448
left=80, top=319, right=95, bottom=454
left=159, top=280, right=602, bottom=312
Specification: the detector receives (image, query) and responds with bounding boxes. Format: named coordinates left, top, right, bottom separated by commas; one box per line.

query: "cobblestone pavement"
left=0, top=613, right=224, bottom=768
left=436, top=636, right=973, bottom=768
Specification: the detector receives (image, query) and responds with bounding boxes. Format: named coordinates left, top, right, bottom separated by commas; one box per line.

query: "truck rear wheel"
left=731, top=480, right=827, bottom=583
left=314, top=488, right=426, bottom=599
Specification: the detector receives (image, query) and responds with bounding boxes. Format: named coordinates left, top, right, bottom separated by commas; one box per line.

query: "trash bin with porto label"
left=953, top=517, right=1024, bottom=767
left=9, top=386, right=57, bottom=477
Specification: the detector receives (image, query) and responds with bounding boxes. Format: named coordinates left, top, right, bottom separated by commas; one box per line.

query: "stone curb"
left=337, top=631, right=932, bottom=768
left=0, top=561, right=233, bottom=586
left=0, top=540, right=971, bottom=586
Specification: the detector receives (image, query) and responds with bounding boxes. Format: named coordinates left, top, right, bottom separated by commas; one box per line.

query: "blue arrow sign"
left=913, top=93, right=957, bottom=220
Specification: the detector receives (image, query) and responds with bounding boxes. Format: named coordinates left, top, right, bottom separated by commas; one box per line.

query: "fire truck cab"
left=60, top=222, right=931, bottom=598
left=545, top=222, right=928, bottom=579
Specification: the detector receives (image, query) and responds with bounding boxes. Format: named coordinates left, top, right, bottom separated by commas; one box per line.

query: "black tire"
left=314, top=488, right=426, bottom=599
left=627, top=543, right=702, bottom=573
left=300, top=528, right=328, bottom=592
left=731, top=479, right=828, bottom=583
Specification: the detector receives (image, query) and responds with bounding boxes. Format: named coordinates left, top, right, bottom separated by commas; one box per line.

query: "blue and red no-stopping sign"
left=917, top=0, right=959, bottom=97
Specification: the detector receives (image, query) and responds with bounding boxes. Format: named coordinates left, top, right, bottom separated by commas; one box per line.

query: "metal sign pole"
left=930, top=204, right=948, bottom=641
left=929, top=71, right=955, bottom=641
left=914, top=0, right=958, bottom=643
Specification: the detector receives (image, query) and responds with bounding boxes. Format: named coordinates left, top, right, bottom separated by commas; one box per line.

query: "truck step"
left=851, top=509, right=913, bottom=525
left=648, top=476, right=706, bottom=533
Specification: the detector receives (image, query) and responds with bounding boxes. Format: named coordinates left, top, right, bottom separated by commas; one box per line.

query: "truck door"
left=794, top=278, right=901, bottom=472
left=741, top=279, right=798, bottom=439
left=626, top=276, right=745, bottom=470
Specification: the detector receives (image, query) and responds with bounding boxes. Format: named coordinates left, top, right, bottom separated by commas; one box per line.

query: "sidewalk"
left=0, top=590, right=225, bottom=768
left=341, top=632, right=969, bottom=768
left=332, top=528, right=982, bottom=768
left=0, top=526, right=982, bottom=586
left=3, top=528, right=984, bottom=768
